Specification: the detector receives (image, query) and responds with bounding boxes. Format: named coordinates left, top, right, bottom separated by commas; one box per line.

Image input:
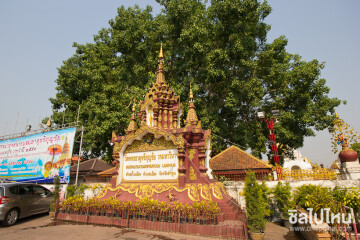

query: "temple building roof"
left=70, top=158, right=113, bottom=174
left=210, top=145, right=273, bottom=171
left=98, top=167, right=117, bottom=176
left=134, top=42, right=183, bottom=130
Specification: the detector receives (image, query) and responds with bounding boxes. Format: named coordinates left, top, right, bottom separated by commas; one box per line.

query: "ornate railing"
left=280, top=168, right=339, bottom=181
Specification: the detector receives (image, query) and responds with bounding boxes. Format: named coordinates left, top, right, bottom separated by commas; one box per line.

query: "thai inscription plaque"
left=122, top=149, right=178, bottom=182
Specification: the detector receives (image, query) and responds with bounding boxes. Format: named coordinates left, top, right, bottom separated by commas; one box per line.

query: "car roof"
left=0, top=182, right=42, bottom=187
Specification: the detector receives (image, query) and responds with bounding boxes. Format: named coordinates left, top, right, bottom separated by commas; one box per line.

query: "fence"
left=213, top=168, right=339, bottom=182
left=55, top=203, right=248, bottom=239
left=329, top=201, right=359, bottom=240
left=213, top=170, right=272, bottom=181
left=281, top=168, right=339, bottom=181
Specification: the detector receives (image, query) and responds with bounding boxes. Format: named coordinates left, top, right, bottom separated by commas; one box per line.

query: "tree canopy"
left=50, top=0, right=341, bottom=162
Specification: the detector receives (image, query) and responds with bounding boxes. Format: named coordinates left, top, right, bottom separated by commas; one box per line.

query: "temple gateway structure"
left=98, top=44, right=233, bottom=207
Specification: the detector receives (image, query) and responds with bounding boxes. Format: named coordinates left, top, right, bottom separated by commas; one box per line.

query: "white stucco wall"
left=224, top=179, right=360, bottom=208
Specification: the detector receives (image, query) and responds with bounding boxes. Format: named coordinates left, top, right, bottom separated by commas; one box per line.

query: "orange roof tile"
left=98, top=167, right=117, bottom=176
left=210, top=145, right=273, bottom=171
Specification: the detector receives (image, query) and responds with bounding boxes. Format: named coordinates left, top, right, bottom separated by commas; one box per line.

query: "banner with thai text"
left=0, top=128, right=77, bottom=183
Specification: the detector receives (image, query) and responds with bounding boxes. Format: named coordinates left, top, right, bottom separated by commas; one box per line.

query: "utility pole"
left=258, top=110, right=282, bottom=180
left=266, top=118, right=282, bottom=179
left=75, top=126, right=84, bottom=186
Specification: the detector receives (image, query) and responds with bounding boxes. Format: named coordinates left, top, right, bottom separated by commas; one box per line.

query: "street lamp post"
left=258, top=110, right=282, bottom=180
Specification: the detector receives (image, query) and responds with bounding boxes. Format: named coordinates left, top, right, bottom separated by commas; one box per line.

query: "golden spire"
left=189, top=83, right=194, bottom=102
left=156, top=42, right=165, bottom=84
left=185, top=84, right=199, bottom=124
left=132, top=99, right=136, bottom=113
left=126, top=100, right=138, bottom=132
left=159, top=42, right=164, bottom=59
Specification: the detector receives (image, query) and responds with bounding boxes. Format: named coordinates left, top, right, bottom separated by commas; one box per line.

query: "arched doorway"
left=291, top=165, right=301, bottom=171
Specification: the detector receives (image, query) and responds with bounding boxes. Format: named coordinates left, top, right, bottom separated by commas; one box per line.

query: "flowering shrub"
left=59, top=197, right=220, bottom=217
left=332, top=186, right=360, bottom=219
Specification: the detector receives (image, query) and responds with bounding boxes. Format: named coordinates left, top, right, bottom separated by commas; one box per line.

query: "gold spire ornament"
left=185, top=83, right=199, bottom=124
left=159, top=42, right=164, bottom=59
left=156, top=42, right=165, bottom=84
left=126, top=101, right=138, bottom=132
left=132, top=99, right=136, bottom=112
left=189, top=83, right=194, bottom=102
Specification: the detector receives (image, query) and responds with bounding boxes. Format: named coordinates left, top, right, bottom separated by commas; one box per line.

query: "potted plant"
left=208, top=200, right=220, bottom=224
left=50, top=175, right=61, bottom=218
left=245, top=172, right=265, bottom=240
left=273, top=181, right=293, bottom=228
left=49, top=202, right=55, bottom=218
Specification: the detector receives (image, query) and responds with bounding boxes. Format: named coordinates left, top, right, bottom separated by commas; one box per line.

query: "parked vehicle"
left=0, top=183, right=52, bottom=226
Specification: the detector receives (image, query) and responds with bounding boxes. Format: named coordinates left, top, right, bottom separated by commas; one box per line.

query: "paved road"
left=0, top=213, right=222, bottom=240
left=1, top=213, right=304, bottom=240
left=265, top=222, right=303, bottom=240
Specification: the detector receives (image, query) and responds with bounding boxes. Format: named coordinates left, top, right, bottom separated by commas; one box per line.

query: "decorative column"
left=178, top=148, right=186, bottom=187
left=153, top=109, right=159, bottom=128
left=198, top=147, right=209, bottom=180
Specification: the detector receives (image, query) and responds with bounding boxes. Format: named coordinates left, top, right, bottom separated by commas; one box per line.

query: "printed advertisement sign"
left=0, top=128, right=77, bottom=183
left=122, top=149, right=179, bottom=182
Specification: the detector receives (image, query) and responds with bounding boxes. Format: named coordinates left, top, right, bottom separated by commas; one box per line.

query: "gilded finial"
left=189, top=83, right=194, bottom=102
left=159, top=42, right=163, bottom=59
left=126, top=99, right=138, bottom=132
left=132, top=99, right=136, bottom=113
left=185, top=82, right=199, bottom=124
left=156, top=42, right=165, bottom=84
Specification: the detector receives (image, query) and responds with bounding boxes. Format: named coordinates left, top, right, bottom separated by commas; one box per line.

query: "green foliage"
left=66, top=184, right=88, bottom=198
left=351, top=143, right=360, bottom=156
left=272, top=181, right=293, bottom=219
left=293, top=184, right=335, bottom=215
left=332, top=186, right=360, bottom=218
left=213, top=175, right=230, bottom=185
left=50, top=0, right=341, bottom=159
left=53, top=176, right=61, bottom=203
left=50, top=202, right=55, bottom=212
left=293, top=184, right=316, bottom=209
left=259, top=181, right=272, bottom=219
left=245, top=172, right=265, bottom=233
left=66, top=185, right=76, bottom=198
left=50, top=176, right=61, bottom=212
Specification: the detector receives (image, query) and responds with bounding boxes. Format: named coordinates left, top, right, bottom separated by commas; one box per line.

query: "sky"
left=0, top=0, right=359, bottom=167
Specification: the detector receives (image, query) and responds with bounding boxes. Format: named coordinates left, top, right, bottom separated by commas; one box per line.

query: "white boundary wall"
left=225, top=179, right=360, bottom=208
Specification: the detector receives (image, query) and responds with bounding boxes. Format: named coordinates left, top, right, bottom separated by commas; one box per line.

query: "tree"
left=351, top=143, right=360, bottom=156
left=50, top=0, right=341, bottom=160
left=272, top=181, right=292, bottom=219
left=244, top=172, right=266, bottom=233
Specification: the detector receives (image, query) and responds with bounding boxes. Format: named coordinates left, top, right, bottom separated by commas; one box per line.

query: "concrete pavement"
left=0, top=213, right=223, bottom=240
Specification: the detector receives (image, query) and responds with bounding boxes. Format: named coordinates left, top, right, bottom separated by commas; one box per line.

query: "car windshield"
left=0, top=187, right=4, bottom=196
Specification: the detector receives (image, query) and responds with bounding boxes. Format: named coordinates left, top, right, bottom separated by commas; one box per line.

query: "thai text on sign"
left=122, top=149, right=178, bottom=181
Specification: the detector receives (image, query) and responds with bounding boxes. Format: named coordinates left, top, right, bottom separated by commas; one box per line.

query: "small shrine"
left=100, top=44, right=232, bottom=205
left=282, top=149, right=312, bottom=171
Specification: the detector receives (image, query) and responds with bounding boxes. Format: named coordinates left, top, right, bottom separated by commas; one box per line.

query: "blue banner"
left=0, top=128, right=77, bottom=183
